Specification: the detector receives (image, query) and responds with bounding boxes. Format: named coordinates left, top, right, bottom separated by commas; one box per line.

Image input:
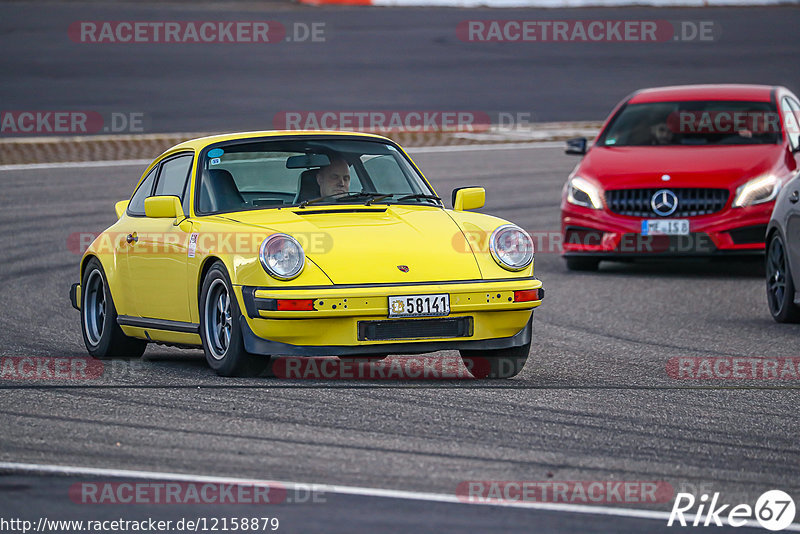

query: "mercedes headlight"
left=259, top=234, right=305, bottom=280
left=489, top=224, right=534, bottom=271
left=567, top=176, right=603, bottom=209
left=732, top=174, right=781, bottom=208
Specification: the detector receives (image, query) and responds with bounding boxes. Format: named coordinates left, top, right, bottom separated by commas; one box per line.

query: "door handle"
left=126, top=232, right=138, bottom=244
left=790, top=191, right=799, bottom=204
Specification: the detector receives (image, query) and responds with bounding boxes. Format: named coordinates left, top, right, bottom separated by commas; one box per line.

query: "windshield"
left=196, top=138, right=439, bottom=214
left=599, top=100, right=781, bottom=147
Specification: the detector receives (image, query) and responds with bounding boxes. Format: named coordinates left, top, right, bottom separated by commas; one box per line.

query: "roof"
left=166, top=130, right=393, bottom=153
left=628, top=84, right=776, bottom=104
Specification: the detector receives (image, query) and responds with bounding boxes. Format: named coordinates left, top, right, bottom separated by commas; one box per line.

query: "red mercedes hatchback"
left=561, top=84, right=800, bottom=271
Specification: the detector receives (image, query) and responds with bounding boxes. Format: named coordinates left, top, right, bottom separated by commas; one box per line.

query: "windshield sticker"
left=208, top=148, right=224, bottom=158
left=606, top=138, right=617, bottom=145
left=210, top=157, right=221, bottom=166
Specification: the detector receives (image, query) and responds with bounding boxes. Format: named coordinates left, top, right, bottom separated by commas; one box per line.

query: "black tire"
left=565, top=256, right=600, bottom=271
left=766, top=233, right=800, bottom=323
left=460, top=340, right=531, bottom=379
left=80, top=258, right=147, bottom=359
left=199, top=262, right=270, bottom=377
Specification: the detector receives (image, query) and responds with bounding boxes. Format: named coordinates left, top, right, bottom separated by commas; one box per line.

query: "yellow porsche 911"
left=70, top=131, right=544, bottom=378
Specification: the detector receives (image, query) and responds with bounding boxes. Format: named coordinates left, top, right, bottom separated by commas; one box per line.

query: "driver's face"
left=317, top=159, right=351, bottom=197
left=651, top=123, right=673, bottom=145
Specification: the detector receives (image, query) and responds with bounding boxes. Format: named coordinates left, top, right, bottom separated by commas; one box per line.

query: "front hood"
left=582, top=145, right=784, bottom=189
left=223, top=205, right=482, bottom=284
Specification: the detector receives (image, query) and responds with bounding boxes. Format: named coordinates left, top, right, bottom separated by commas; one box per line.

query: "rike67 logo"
left=668, top=490, right=796, bottom=531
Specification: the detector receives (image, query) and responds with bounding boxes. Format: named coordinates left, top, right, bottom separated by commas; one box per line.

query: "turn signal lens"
left=513, top=289, right=543, bottom=302
left=276, top=299, right=315, bottom=311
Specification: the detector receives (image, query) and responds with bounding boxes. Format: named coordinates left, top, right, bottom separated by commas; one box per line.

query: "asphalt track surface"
left=1, top=2, right=799, bottom=131
left=0, top=145, right=799, bottom=532
left=2, top=1, right=800, bottom=532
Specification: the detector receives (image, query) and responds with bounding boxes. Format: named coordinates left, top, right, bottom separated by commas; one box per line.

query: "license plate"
left=388, top=294, right=450, bottom=318
left=641, top=219, right=690, bottom=236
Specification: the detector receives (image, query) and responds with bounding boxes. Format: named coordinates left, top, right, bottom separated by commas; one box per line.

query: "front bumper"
left=561, top=202, right=772, bottom=258
left=236, top=277, right=543, bottom=356
left=240, top=315, right=534, bottom=357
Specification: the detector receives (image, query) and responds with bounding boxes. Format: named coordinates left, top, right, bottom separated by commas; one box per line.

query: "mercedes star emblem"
left=651, top=189, right=679, bottom=217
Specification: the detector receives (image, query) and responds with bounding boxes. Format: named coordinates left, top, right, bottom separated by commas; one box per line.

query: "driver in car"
left=650, top=122, right=674, bottom=145
left=317, top=156, right=351, bottom=197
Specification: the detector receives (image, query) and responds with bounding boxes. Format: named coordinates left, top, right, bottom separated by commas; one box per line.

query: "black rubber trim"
left=117, top=315, right=200, bottom=334
left=240, top=315, right=532, bottom=357
left=241, top=287, right=277, bottom=319
left=240, top=277, right=537, bottom=293
left=69, top=283, right=79, bottom=311
left=296, top=208, right=388, bottom=215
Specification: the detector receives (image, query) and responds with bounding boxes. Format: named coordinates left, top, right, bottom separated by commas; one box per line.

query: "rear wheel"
left=766, top=233, right=800, bottom=323
left=565, top=256, right=600, bottom=271
left=81, top=258, right=147, bottom=359
left=460, top=340, right=531, bottom=379
left=200, top=262, right=270, bottom=377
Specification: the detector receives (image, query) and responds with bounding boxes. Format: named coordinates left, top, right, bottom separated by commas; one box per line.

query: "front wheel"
left=80, top=258, right=147, bottom=359
left=460, top=340, right=531, bottom=379
left=766, top=233, right=800, bottom=323
left=200, top=262, right=270, bottom=377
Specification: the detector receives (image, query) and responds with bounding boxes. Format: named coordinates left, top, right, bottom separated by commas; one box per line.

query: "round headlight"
left=259, top=234, right=305, bottom=280
left=489, top=224, right=534, bottom=271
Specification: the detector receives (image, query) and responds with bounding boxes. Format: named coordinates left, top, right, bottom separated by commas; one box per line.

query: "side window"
left=154, top=154, right=194, bottom=214
left=782, top=98, right=800, bottom=150
left=127, top=167, right=158, bottom=216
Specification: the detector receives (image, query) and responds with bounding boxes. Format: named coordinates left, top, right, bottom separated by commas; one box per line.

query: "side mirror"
left=565, top=137, right=588, bottom=155
left=452, top=186, right=485, bottom=211
left=115, top=200, right=129, bottom=219
left=144, top=196, right=184, bottom=219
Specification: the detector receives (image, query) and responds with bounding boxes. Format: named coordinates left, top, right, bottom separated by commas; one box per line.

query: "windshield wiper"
left=364, top=194, right=393, bottom=205
left=332, top=192, right=394, bottom=205
left=297, top=191, right=391, bottom=208
left=395, top=193, right=442, bottom=203
left=297, top=196, right=328, bottom=208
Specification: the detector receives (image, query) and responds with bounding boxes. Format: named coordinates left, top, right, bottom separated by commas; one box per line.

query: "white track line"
left=410, top=142, right=563, bottom=153
left=0, top=461, right=797, bottom=531
left=0, top=143, right=562, bottom=171
left=0, top=159, right=152, bottom=171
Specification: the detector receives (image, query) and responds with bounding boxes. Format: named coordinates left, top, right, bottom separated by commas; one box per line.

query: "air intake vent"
left=357, top=317, right=473, bottom=341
